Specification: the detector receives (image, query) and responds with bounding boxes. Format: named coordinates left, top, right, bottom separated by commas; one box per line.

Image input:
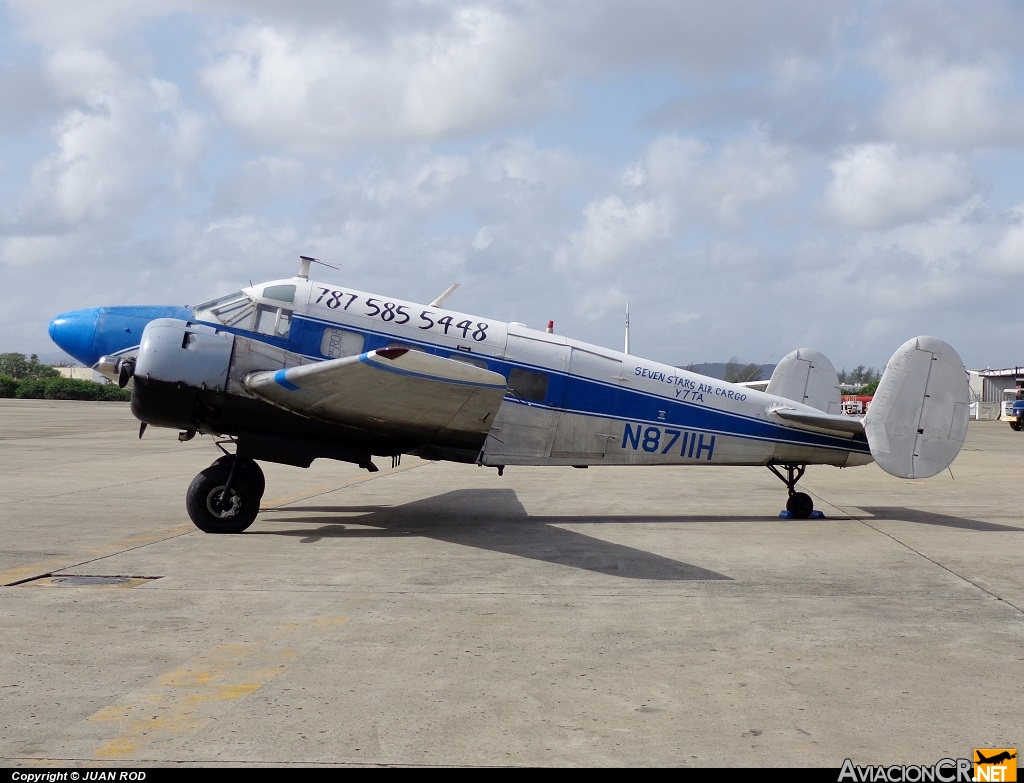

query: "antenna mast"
left=429, top=283, right=460, bottom=308
left=624, top=302, right=630, bottom=355
left=297, top=255, right=340, bottom=280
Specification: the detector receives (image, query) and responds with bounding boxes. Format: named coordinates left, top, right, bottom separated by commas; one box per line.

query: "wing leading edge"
left=245, top=348, right=508, bottom=445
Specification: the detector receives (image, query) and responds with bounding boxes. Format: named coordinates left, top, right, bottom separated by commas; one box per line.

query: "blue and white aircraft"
left=48, top=256, right=970, bottom=533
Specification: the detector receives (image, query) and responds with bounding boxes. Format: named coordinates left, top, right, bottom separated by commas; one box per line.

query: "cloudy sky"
left=3, top=0, right=1024, bottom=374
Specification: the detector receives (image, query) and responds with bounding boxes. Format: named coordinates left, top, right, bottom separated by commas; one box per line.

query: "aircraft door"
left=551, top=347, right=622, bottom=459
left=481, top=330, right=569, bottom=461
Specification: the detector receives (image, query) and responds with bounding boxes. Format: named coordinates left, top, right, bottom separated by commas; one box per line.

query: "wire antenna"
left=297, top=255, right=341, bottom=279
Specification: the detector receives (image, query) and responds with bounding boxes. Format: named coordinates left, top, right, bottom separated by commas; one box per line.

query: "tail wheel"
left=186, top=460, right=262, bottom=533
left=767, top=463, right=815, bottom=518
left=786, top=491, right=814, bottom=519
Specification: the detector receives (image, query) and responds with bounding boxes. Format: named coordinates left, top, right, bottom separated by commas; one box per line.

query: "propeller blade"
left=117, top=359, right=135, bottom=389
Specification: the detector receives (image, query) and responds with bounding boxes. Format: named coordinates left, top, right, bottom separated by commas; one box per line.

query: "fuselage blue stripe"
left=195, top=310, right=866, bottom=454
left=506, top=397, right=870, bottom=455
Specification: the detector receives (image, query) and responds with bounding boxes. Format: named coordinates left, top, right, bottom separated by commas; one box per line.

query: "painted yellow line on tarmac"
left=1, top=525, right=195, bottom=585
left=3, top=462, right=430, bottom=584
left=261, top=485, right=337, bottom=507
left=88, top=617, right=348, bottom=760
left=1, top=560, right=67, bottom=586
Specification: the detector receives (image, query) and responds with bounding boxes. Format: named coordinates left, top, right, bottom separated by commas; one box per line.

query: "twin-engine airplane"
left=48, top=256, right=970, bottom=534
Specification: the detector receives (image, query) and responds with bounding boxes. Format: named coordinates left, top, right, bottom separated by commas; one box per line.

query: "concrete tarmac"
left=0, top=399, right=1021, bottom=768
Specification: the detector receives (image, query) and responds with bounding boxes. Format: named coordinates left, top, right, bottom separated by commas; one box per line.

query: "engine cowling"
left=130, top=318, right=234, bottom=432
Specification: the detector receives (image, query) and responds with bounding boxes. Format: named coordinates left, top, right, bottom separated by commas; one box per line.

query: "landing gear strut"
left=767, top=463, right=814, bottom=519
left=185, top=455, right=266, bottom=533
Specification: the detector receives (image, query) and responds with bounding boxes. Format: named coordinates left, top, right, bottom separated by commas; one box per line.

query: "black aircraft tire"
left=786, top=492, right=814, bottom=519
left=186, top=463, right=261, bottom=534
left=211, top=455, right=266, bottom=499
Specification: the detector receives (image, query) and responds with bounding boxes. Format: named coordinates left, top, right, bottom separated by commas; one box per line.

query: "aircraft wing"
left=244, top=347, right=507, bottom=442
left=768, top=407, right=866, bottom=437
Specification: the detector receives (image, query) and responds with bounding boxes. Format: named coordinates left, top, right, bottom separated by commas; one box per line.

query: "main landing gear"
left=185, top=454, right=266, bottom=533
left=767, top=463, right=815, bottom=519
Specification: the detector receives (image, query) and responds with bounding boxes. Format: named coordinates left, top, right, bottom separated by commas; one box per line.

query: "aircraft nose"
left=48, top=308, right=102, bottom=365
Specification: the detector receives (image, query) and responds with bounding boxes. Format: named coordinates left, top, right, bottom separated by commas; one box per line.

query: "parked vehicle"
left=841, top=395, right=872, bottom=415
left=1009, top=399, right=1024, bottom=431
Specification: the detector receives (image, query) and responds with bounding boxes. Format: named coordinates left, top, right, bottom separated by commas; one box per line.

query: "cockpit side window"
left=194, top=291, right=257, bottom=330
left=255, top=305, right=293, bottom=338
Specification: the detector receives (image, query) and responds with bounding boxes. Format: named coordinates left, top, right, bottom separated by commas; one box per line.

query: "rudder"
left=863, top=336, right=969, bottom=478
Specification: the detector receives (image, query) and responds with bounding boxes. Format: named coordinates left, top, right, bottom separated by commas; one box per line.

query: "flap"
left=245, top=348, right=508, bottom=443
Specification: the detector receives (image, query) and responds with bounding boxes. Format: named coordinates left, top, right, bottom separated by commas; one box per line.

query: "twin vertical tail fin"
left=770, top=345, right=839, bottom=411
left=765, top=348, right=842, bottom=414
left=863, top=336, right=970, bottom=478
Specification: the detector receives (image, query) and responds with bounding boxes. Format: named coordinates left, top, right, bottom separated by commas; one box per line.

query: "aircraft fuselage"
left=50, top=274, right=872, bottom=472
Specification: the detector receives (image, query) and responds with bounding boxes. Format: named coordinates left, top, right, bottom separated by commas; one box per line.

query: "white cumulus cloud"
left=824, top=144, right=975, bottom=230
left=989, top=208, right=1024, bottom=275
left=878, top=57, right=1024, bottom=147
left=629, top=134, right=797, bottom=229
left=553, top=196, right=674, bottom=275
left=16, top=46, right=205, bottom=230
left=200, top=8, right=561, bottom=153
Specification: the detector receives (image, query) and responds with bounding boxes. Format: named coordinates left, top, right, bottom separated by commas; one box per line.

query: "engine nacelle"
left=130, top=318, right=234, bottom=431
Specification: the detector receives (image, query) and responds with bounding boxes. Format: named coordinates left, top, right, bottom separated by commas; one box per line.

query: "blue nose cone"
left=49, top=305, right=195, bottom=366
left=49, top=308, right=102, bottom=366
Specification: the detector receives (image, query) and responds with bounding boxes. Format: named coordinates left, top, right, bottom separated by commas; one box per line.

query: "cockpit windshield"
left=193, top=291, right=257, bottom=330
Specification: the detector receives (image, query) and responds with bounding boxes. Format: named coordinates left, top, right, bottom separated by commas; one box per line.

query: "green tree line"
left=683, top=357, right=882, bottom=395
left=838, top=365, right=882, bottom=395
left=0, top=353, right=131, bottom=401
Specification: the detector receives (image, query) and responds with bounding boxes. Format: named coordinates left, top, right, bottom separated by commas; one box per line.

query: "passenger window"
left=321, top=328, right=365, bottom=359
left=508, top=367, right=548, bottom=402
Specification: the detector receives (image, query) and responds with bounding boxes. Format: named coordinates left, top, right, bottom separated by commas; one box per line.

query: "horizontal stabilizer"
left=769, top=407, right=865, bottom=437
left=863, top=336, right=969, bottom=478
left=765, top=348, right=841, bottom=414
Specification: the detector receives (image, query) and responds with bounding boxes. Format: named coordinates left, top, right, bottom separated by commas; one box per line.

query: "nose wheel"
left=186, top=456, right=265, bottom=533
left=767, top=464, right=816, bottom=519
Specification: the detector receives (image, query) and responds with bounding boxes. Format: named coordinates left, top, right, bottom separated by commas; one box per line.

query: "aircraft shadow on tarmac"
left=856, top=506, right=1024, bottom=532
left=257, top=488, right=733, bottom=581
